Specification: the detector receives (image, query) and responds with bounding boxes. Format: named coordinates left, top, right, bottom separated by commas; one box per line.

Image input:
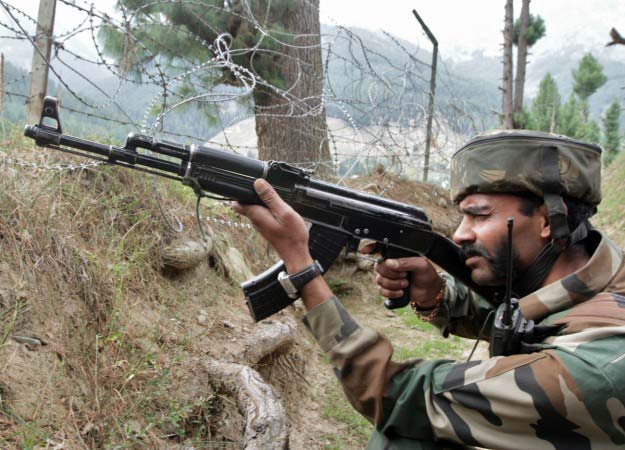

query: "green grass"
left=393, top=335, right=464, bottom=361
left=595, top=150, right=625, bottom=246
left=373, top=295, right=466, bottom=361
left=393, top=302, right=435, bottom=333
left=322, top=382, right=372, bottom=447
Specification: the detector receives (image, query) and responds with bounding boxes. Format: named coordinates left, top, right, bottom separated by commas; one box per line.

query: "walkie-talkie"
left=489, top=218, right=536, bottom=356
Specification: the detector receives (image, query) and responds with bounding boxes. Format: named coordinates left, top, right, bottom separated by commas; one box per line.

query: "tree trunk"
left=253, top=0, right=332, bottom=178
left=502, top=0, right=514, bottom=128
left=550, top=93, right=557, bottom=133
left=513, top=0, right=530, bottom=128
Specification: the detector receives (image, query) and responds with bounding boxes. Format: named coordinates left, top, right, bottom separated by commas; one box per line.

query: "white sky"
left=3, top=0, right=625, bottom=63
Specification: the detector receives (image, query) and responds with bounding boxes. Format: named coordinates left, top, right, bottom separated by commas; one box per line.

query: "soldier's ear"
left=539, top=204, right=551, bottom=240
left=539, top=202, right=569, bottom=240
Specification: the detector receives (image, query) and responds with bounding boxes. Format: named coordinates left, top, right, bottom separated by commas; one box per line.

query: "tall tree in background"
left=100, top=0, right=332, bottom=174
left=501, top=0, right=514, bottom=128
left=512, top=0, right=530, bottom=128
left=501, top=0, right=545, bottom=128
left=572, top=52, right=607, bottom=119
left=512, top=6, right=546, bottom=127
left=562, top=53, right=606, bottom=142
left=557, top=94, right=584, bottom=138
left=602, top=100, right=621, bottom=165
left=528, top=73, right=559, bottom=132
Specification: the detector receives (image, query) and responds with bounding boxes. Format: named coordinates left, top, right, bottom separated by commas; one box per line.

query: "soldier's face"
left=453, top=193, right=550, bottom=286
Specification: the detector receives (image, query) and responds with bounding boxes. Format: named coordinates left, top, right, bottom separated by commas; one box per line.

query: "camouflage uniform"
left=302, top=132, right=625, bottom=449
left=303, top=230, right=625, bottom=449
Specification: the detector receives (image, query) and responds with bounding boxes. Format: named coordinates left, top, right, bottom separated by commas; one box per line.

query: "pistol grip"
left=381, top=246, right=413, bottom=310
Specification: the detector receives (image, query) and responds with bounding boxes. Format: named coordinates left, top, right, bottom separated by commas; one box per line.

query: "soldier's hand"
left=360, top=243, right=444, bottom=309
left=232, top=179, right=313, bottom=273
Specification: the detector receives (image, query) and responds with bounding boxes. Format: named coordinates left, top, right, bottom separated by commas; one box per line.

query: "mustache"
left=460, top=244, right=492, bottom=261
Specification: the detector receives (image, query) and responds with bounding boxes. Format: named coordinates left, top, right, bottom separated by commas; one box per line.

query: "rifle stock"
left=24, top=97, right=499, bottom=321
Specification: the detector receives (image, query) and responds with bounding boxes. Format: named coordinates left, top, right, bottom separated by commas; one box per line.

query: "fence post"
left=412, top=9, right=438, bottom=183
left=26, top=0, right=57, bottom=124
left=0, top=53, right=4, bottom=115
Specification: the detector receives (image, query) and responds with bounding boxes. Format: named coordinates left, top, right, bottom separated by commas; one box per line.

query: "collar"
left=519, top=230, right=624, bottom=321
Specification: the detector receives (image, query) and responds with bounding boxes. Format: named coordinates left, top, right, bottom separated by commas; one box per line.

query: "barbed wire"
left=0, top=0, right=492, bottom=231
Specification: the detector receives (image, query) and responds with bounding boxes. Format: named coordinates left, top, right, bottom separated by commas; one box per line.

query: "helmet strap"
left=512, top=220, right=590, bottom=297
left=511, top=145, right=570, bottom=297
left=542, top=146, right=570, bottom=240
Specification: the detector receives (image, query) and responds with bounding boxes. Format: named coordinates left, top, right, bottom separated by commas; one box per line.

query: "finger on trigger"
left=376, top=263, right=407, bottom=279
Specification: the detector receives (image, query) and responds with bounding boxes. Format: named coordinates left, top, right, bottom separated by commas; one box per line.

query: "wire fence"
left=0, top=0, right=495, bottom=194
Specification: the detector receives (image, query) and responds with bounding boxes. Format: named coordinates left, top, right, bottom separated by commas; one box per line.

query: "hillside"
left=594, top=151, right=625, bottom=247
left=2, top=115, right=624, bottom=448
left=0, top=126, right=473, bottom=449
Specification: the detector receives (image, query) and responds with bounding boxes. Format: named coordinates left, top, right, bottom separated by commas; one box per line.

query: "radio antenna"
left=503, top=217, right=514, bottom=326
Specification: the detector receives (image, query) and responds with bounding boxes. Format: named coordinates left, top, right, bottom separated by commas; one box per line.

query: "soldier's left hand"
left=232, top=179, right=313, bottom=272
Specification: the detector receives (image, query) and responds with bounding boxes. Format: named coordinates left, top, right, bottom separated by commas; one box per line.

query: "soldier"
left=232, top=130, right=625, bottom=449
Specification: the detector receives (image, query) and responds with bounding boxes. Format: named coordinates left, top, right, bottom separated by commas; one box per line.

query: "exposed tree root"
left=205, top=360, right=289, bottom=450
left=241, top=314, right=298, bottom=365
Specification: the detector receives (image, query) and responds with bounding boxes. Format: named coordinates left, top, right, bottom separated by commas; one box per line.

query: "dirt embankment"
left=0, top=131, right=466, bottom=449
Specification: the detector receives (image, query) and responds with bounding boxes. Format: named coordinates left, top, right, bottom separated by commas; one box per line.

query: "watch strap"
left=289, top=260, right=324, bottom=292
left=278, top=260, right=324, bottom=299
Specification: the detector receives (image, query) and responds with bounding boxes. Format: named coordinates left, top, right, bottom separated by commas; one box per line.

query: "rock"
left=197, top=314, right=208, bottom=325
left=162, top=238, right=211, bottom=270
left=437, top=197, right=448, bottom=207
left=222, top=247, right=254, bottom=284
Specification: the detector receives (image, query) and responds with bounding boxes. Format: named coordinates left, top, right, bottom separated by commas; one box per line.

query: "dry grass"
left=0, top=121, right=501, bottom=450
left=0, top=125, right=257, bottom=448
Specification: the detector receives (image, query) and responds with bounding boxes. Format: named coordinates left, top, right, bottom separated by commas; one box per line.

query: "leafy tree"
left=572, top=53, right=607, bottom=101
left=528, top=73, right=559, bottom=132
left=100, top=0, right=332, bottom=174
left=602, top=99, right=621, bottom=165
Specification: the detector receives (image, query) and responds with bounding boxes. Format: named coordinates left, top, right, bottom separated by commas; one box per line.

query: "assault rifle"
left=25, top=97, right=498, bottom=321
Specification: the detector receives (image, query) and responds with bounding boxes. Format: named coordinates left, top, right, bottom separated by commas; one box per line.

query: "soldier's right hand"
left=360, top=243, right=444, bottom=309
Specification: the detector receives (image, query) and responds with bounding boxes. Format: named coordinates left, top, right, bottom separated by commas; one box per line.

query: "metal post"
left=0, top=53, right=4, bottom=115
left=26, top=0, right=57, bottom=124
left=412, top=9, right=438, bottom=183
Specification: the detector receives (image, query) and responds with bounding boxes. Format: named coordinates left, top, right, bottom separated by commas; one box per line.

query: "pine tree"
left=511, top=3, right=546, bottom=128
left=557, top=94, right=585, bottom=139
left=99, top=0, right=332, bottom=173
left=572, top=53, right=607, bottom=102
left=528, top=73, right=559, bottom=132
left=583, top=118, right=600, bottom=144
left=602, top=100, right=621, bottom=165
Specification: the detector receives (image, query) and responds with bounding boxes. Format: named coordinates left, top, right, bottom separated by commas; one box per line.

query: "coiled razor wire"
left=0, top=0, right=491, bottom=235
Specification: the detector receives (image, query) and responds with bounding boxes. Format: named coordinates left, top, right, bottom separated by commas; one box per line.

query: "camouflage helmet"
left=450, top=130, right=602, bottom=241
left=450, top=129, right=602, bottom=206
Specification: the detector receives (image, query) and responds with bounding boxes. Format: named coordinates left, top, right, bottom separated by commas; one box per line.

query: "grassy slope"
left=0, top=123, right=477, bottom=449
left=594, top=151, right=625, bottom=248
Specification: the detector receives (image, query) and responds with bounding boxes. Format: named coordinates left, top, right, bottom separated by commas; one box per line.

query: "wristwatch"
left=278, top=260, right=324, bottom=299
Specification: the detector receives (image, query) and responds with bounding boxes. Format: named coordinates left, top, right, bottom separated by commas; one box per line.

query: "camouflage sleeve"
left=303, top=296, right=625, bottom=449
left=427, top=274, right=496, bottom=340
